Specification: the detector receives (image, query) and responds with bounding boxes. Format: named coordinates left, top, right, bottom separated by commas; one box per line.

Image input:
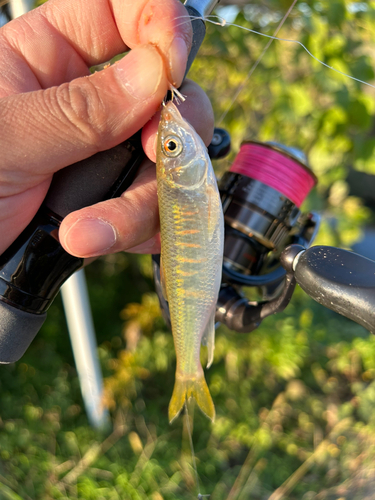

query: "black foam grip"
left=0, top=302, right=46, bottom=363
left=294, top=246, right=375, bottom=333
left=45, top=134, right=142, bottom=218
left=44, top=10, right=205, bottom=220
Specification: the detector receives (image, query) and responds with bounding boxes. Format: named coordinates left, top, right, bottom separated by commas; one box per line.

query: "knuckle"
left=54, top=79, right=109, bottom=149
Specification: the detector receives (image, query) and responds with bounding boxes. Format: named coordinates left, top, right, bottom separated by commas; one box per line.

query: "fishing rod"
left=0, top=0, right=220, bottom=363
left=154, top=133, right=375, bottom=335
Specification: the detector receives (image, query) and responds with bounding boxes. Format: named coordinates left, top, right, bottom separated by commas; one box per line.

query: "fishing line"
left=168, top=85, right=186, bottom=104
left=218, top=0, right=299, bottom=124
left=184, top=404, right=210, bottom=499
left=174, top=13, right=375, bottom=93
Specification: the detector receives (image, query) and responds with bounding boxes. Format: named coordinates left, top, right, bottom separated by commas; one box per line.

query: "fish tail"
left=168, top=372, right=215, bottom=423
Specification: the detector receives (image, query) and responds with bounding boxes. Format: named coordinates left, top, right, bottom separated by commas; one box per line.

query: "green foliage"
left=192, top=0, right=375, bottom=244
left=2, top=1, right=375, bottom=499
left=1, top=275, right=375, bottom=499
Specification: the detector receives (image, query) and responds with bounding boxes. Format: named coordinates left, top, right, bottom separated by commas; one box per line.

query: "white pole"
left=61, top=270, right=110, bottom=430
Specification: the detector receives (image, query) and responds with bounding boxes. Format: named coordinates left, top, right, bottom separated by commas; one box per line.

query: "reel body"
left=155, top=134, right=375, bottom=334
left=154, top=135, right=320, bottom=333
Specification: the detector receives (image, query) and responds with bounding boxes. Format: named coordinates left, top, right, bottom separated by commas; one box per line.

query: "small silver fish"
left=156, top=101, right=224, bottom=423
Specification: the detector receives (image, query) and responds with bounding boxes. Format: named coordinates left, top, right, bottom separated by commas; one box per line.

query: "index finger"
left=1, top=0, right=192, bottom=92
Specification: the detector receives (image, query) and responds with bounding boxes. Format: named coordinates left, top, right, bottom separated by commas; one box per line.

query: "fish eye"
left=163, top=135, right=183, bottom=157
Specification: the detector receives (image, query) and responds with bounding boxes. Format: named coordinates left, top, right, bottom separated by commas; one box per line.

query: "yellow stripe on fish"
left=156, top=101, right=224, bottom=423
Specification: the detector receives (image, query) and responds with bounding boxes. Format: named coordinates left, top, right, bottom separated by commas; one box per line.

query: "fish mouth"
left=160, top=101, right=182, bottom=125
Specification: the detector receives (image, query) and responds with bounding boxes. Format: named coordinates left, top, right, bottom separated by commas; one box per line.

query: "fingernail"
left=63, top=219, right=117, bottom=257
left=115, top=46, right=163, bottom=100
left=168, top=36, right=189, bottom=87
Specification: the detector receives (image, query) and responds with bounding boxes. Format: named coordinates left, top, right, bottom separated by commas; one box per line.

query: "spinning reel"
left=154, top=132, right=375, bottom=334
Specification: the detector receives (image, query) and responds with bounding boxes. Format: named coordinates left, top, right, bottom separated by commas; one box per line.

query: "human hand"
left=0, top=0, right=214, bottom=257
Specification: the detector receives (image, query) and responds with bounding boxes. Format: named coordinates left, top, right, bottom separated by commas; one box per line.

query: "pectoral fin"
left=207, top=184, right=222, bottom=242
left=160, top=254, right=168, bottom=302
left=201, top=310, right=216, bottom=369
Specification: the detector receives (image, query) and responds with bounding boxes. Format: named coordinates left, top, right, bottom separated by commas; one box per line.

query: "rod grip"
left=0, top=302, right=47, bottom=364
left=45, top=134, right=142, bottom=218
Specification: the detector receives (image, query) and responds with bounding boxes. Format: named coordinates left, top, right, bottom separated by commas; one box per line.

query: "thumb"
left=0, top=45, right=168, bottom=197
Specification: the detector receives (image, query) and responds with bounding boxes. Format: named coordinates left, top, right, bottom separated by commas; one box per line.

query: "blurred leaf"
left=326, top=1, right=347, bottom=28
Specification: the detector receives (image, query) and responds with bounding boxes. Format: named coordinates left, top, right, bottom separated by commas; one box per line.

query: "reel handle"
left=282, top=245, right=375, bottom=333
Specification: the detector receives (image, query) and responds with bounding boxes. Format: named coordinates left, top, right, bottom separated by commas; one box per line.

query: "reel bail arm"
left=216, top=269, right=297, bottom=333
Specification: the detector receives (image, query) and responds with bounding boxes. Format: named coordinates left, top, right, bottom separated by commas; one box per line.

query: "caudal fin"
left=168, top=373, right=215, bottom=423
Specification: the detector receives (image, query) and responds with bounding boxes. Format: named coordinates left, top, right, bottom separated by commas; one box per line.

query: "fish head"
left=157, top=101, right=208, bottom=190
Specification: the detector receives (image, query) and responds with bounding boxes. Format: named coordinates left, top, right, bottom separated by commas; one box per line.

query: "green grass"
left=1, top=255, right=375, bottom=500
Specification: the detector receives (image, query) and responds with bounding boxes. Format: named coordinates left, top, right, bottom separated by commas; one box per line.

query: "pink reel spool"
left=230, top=141, right=317, bottom=208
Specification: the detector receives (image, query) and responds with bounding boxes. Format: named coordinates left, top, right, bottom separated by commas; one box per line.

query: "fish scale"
left=156, top=101, right=224, bottom=423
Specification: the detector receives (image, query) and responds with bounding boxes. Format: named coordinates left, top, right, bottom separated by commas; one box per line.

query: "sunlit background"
left=1, top=1, right=375, bottom=499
